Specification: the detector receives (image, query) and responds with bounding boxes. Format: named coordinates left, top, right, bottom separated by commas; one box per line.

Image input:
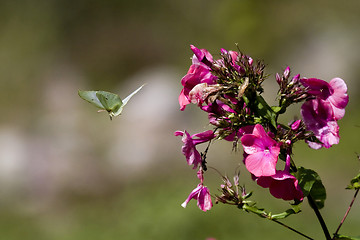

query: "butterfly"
left=78, top=84, right=144, bottom=120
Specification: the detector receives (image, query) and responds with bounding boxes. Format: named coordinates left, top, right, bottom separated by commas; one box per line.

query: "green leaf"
left=346, top=172, right=360, bottom=190
left=334, top=234, right=360, bottom=240
left=255, top=95, right=277, bottom=128
left=296, top=167, right=326, bottom=209
left=78, top=84, right=144, bottom=120
left=270, top=208, right=298, bottom=220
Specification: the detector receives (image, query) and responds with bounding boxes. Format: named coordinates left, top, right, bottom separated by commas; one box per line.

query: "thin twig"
left=334, top=189, right=359, bottom=237
left=271, top=219, right=314, bottom=240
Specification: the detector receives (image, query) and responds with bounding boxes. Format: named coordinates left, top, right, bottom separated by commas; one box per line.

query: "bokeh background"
left=0, top=0, right=360, bottom=239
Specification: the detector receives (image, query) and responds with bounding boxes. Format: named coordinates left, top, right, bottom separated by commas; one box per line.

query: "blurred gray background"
left=0, top=0, right=359, bottom=239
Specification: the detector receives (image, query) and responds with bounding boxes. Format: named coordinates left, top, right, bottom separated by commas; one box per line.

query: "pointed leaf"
left=334, top=234, right=360, bottom=240
left=296, top=167, right=326, bottom=209
left=255, top=95, right=277, bottom=128
left=346, top=172, right=360, bottom=190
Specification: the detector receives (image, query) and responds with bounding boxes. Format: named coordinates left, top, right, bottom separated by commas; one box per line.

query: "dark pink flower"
left=301, top=77, right=348, bottom=120
left=256, top=171, right=303, bottom=201
left=174, top=130, right=215, bottom=169
left=255, top=155, right=303, bottom=201
left=240, top=124, right=280, bottom=177
left=190, top=45, right=213, bottom=66
left=179, top=62, right=217, bottom=111
left=181, top=184, right=213, bottom=212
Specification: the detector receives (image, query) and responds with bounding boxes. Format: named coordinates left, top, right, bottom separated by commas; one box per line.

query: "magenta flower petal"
left=328, top=77, right=349, bottom=120
left=301, top=77, right=348, bottom=122
left=300, top=78, right=331, bottom=99
left=190, top=45, right=213, bottom=65
left=179, top=62, right=217, bottom=110
left=197, top=186, right=213, bottom=211
left=181, top=184, right=202, bottom=208
left=179, top=89, right=191, bottom=111
left=175, top=130, right=215, bottom=169
left=301, top=99, right=340, bottom=148
left=256, top=171, right=303, bottom=201
left=191, top=130, right=215, bottom=145
left=181, top=184, right=213, bottom=212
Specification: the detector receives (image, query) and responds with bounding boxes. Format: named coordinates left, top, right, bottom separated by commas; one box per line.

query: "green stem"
left=272, top=219, right=314, bottom=240
left=307, top=195, right=331, bottom=240
left=333, top=189, right=359, bottom=237
left=242, top=204, right=314, bottom=240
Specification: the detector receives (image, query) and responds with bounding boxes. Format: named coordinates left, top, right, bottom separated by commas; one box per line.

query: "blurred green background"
left=0, top=0, right=359, bottom=239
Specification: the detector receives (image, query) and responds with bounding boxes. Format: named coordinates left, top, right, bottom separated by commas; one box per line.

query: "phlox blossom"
left=174, top=130, right=215, bottom=169
left=256, top=172, right=303, bottom=201
left=255, top=154, right=303, bottom=201
left=181, top=184, right=213, bottom=212
left=300, top=78, right=348, bottom=148
left=301, top=77, right=348, bottom=120
left=240, top=124, right=280, bottom=177
left=179, top=45, right=217, bottom=111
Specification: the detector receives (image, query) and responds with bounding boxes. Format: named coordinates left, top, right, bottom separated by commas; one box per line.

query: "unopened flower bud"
left=284, top=66, right=290, bottom=79
left=290, top=74, right=300, bottom=85
left=276, top=73, right=282, bottom=85
left=291, top=119, right=301, bottom=130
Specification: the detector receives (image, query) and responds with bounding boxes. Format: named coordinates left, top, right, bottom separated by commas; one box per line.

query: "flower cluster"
left=175, top=45, right=348, bottom=212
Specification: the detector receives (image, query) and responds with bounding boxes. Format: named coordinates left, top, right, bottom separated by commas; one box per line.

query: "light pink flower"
left=174, top=130, right=215, bottom=169
left=301, top=99, right=339, bottom=148
left=240, top=124, right=280, bottom=177
left=300, top=77, right=348, bottom=148
left=181, top=184, right=213, bottom=212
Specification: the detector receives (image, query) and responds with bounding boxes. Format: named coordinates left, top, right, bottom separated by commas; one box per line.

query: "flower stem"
left=333, top=189, right=359, bottom=237
left=271, top=219, right=314, bottom=240
left=242, top=204, right=314, bottom=239
left=307, top=195, right=331, bottom=240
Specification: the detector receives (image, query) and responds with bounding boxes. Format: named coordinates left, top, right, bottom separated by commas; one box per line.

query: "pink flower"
left=181, top=184, right=213, bottom=212
left=301, top=99, right=339, bottom=148
left=178, top=45, right=218, bottom=111
left=300, top=77, right=348, bottom=148
left=190, top=45, right=213, bottom=66
left=301, top=77, right=348, bottom=120
left=240, top=124, right=280, bottom=177
left=255, top=155, right=303, bottom=201
left=174, top=130, right=215, bottom=169
left=179, top=64, right=217, bottom=110
left=256, top=171, right=303, bottom=201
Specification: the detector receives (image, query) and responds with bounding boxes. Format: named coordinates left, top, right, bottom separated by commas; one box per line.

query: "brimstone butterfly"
left=78, top=84, right=144, bottom=120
